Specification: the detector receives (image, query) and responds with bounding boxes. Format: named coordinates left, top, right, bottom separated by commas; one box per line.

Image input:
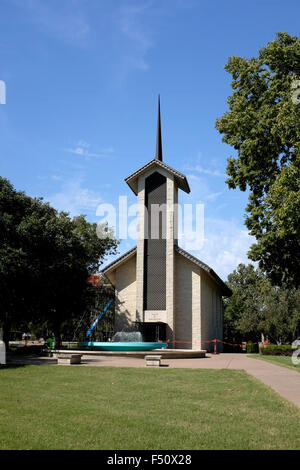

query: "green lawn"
left=251, top=354, right=300, bottom=372
left=0, top=365, right=300, bottom=450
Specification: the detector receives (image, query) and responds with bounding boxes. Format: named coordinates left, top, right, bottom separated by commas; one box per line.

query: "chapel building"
left=103, top=97, right=231, bottom=351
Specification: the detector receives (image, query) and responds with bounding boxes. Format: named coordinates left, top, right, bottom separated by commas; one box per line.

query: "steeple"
left=125, top=95, right=190, bottom=195
left=155, top=94, right=163, bottom=161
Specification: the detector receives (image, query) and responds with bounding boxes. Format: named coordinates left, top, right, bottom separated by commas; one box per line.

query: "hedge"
left=259, top=344, right=294, bottom=356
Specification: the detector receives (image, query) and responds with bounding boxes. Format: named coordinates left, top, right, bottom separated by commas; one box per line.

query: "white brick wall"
left=136, top=176, right=145, bottom=322
left=115, top=254, right=137, bottom=331
left=200, top=270, right=223, bottom=352
left=175, top=253, right=201, bottom=350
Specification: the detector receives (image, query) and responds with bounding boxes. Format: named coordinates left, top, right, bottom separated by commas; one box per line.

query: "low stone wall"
left=53, top=349, right=206, bottom=359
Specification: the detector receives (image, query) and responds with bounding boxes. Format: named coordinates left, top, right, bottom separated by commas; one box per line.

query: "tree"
left=34, top=214, right=118, bottom=347
left=224, top=264, right=268, bottom=343
left=215, top=32, right=300, bottom=287
left=60, top=280, right=115, bottom=343
left=224, top=263, right=300, bottom=344
left=249, top=158, right=300, bottom=287
left=0, top=177, right=118, bottom=347
left=261, top=284, right=300, bottom=344
left=0, top=178, right=39, bottom=346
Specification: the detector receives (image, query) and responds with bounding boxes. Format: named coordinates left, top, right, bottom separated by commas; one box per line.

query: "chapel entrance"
left=141, top=322, right=166, bottom=342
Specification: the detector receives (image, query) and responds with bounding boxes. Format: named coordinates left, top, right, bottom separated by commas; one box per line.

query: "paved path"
left=7, top=353, right=300, bottom=408
left=224, top=354, right=300, bottom=409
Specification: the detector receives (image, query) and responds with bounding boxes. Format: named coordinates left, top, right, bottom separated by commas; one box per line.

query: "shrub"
left=259, top=344, right=293, bottom=356
left=246, top=342, right=258, bottom=353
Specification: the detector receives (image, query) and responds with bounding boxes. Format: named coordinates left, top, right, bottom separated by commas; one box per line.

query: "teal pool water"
left=81, top=341, right=167, bottom=351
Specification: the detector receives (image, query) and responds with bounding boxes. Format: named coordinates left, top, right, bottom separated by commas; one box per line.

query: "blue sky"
left=0, top=0, right=299, bottom=279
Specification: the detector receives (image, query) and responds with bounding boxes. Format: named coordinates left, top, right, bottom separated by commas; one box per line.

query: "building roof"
left=174, top=245, right=232, bottom=296
left=102, top=246, right=137, bottom=274
left=125, top=158, right=190, bottom=195
left=102, top=245, right=231, bottom=296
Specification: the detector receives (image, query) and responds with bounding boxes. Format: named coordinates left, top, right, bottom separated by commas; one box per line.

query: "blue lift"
left=86, top=298, right=113, bottom=338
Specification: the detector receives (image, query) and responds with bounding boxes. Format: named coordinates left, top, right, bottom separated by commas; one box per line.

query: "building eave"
left=102, top=246, right=137, bottom=275
left=102, top=244, right=231, bottom=297
left=125, top=158, right=190, bottom=195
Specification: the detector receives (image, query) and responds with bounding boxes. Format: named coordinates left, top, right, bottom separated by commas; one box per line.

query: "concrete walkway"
left=6, top=352, right=300, bottom=409
left=224, top=354, right=300, bottom=409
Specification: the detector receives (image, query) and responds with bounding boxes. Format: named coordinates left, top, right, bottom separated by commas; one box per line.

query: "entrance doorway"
left=141, top=323, right=166, bottom=342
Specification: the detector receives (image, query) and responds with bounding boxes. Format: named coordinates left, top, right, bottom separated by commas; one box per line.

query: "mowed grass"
left=251, top=354, right=300, bottom=372
left=0, top=365, right=300, bottom=450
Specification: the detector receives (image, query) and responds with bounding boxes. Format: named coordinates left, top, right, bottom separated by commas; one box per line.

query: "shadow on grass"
left=3, top=353, right=56, bottom=368
left=0, top=363, right=28, bottom=369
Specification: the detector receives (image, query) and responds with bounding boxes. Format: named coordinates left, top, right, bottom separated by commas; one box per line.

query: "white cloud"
left=63, top=141, right=114, bottom=159
left=188, top=218, right=256, bottom=280
left=205, top=191, right=223, bottom=202
left=183, top=173, right=224, bottom=204
left=47, top=180, right=102, bottom=218
left=185, top=164, right=226, bottom=178
left=186, top=173, right=201, bottom=182
left=179, top=155, right=252, bottom=279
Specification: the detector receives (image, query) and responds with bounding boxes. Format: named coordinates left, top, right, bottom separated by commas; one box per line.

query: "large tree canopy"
left=224, top=263, right=300, bottom=345
left=215, top=32, right=300, bottom=287
left=0, top=177, right=118, bottom=346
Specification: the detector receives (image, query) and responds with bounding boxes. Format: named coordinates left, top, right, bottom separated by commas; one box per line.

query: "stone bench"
left=145, top=355, right=162, bottom=368
left=56, top=354, right=82, bottom=365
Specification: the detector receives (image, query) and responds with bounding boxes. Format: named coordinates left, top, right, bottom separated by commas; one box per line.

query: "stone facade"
left=136, top=175, right=145, bottom=323
left=200, top=270, right=224, bottom=353
left=114, top=253, right=137, bottom=332
left=174, top=253, right=198, bottom=350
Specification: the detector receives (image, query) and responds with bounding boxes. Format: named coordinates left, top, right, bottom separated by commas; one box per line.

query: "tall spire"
left=155, top=94, right=163, bottom=161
